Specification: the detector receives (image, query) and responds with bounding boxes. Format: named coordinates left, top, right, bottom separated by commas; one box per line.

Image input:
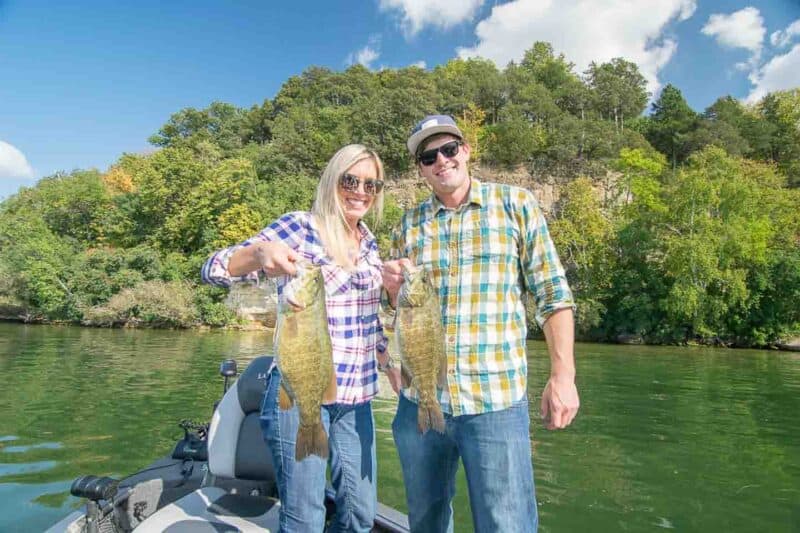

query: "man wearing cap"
left=381, top=114, right=579, bottom=532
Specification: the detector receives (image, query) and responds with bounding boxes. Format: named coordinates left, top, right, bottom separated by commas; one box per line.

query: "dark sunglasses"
left=417, top=140, right=462, bottom=166
left=339, top=173, right=384, bottom=196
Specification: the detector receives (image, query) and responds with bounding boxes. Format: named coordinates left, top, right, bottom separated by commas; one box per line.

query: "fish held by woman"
left=276, top=263, right=337, bottom=460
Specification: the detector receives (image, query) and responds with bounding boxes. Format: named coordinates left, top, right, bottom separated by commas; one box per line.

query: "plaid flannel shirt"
left=202, top=211, right=388, bottom=405
left=388, top=179, right=574, bottom=416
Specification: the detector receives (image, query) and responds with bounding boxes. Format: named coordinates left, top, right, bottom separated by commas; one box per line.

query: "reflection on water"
left=0, top=323, right=798, bottom=532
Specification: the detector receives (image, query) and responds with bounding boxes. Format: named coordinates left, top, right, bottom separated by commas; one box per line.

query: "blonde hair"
left=311, top=144, right=384, bottom=271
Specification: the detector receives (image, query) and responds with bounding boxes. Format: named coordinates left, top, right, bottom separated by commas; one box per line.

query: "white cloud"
left=770, top=19, right=800, bottom=48
left=745, top=43, right=800, bottom=103
left=701, top=7, right=765, bottom=52
left=0, top=141, right=34, bottom=179
left=410, top=60, right=427, bottom=69
left=456, top=0, right=697, bottom=97
left=347, top=35, right=381, bottom=69
left=378, top=0, right=484, bottom=37
left=354, top=46, right=380, bottom=68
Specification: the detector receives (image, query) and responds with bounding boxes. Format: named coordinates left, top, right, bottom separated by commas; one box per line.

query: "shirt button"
left=448, top=336, right=456, bottom=343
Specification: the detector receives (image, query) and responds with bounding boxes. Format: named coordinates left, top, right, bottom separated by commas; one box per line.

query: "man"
left=381, top=115, right=579, bottom=532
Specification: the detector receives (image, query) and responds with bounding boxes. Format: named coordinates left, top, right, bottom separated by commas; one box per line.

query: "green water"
left=0, top=323, right=798, bottom=532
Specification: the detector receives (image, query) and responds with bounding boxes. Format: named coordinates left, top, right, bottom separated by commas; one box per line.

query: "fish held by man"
left=276, top=263, right=337, bottom=460
left=395, top=264, right=447, bottom=434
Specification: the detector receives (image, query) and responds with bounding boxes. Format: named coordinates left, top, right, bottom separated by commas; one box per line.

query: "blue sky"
left=1, top=0, right=799, bottom=200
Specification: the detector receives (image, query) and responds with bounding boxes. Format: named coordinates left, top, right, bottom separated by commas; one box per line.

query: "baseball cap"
left=407, top=115, right=464, bottom=156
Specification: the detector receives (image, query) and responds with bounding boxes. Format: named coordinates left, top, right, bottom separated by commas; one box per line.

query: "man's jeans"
left=392, top=394, right=538, bottom=533
left=260, top=366, right=377, bottom=532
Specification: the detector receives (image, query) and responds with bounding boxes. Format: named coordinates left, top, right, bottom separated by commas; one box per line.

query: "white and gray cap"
left=407, top=114, right=464, bottom=157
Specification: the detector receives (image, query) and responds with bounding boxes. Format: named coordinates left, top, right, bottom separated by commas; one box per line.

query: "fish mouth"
left=285, top=295, right=306, bottom=310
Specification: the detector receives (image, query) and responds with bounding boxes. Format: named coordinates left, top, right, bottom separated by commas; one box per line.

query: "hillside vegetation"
left=1, top=42, right=798, bottom=346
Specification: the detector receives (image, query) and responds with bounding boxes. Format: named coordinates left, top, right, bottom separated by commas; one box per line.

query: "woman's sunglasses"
left=417, top=140, right=462, bottom=166
left=339, top=173, right=384, bottom=196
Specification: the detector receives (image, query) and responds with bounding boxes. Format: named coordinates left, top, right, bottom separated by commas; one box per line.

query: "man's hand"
left=382, top=258, right=414, bottom=307
left=540, top=308, right=578, bottom=430
left=254, top=241, right=300, bottom=277
left=541, top=376, right=579, bottom=430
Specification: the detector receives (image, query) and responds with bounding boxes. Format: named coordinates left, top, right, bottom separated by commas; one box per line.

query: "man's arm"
left=540, top=308, right=579, bottom=430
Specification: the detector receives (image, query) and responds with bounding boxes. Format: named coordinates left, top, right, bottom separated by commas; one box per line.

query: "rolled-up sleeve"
left=517, top=192, right=575, bottom=326
left=201, top=245, right=257, bottom=288
left=200, top=211, right=306, bottom=288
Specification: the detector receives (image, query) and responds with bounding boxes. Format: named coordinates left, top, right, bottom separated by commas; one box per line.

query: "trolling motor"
left=69, top=475, right=119, bottom=533
left=170, top=359, right=236, bottom=462
left=220, top=358, right=238, bottom=394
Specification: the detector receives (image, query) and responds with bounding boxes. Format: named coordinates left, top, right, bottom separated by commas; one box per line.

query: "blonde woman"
left=202, top=144, right=395, bottom=532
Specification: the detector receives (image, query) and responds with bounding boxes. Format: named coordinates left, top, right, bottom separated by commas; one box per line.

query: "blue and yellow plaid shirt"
left=389, top=178, right=574, bottom=416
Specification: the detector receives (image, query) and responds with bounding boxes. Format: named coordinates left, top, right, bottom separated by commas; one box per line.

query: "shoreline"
left=1, top=317, right=798, bottom=352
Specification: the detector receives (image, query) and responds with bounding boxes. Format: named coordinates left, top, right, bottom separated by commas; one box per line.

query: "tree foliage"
left=0, top=41, right=797, bottom=344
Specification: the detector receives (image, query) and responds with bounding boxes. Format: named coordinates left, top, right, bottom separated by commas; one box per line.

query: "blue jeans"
left=260, top=366, right=377, bottom=532
left=392, top=395, right=538, bottom=533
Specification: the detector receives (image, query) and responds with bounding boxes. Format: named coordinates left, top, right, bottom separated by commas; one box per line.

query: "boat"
left=46, top=355, right=410, bottom=532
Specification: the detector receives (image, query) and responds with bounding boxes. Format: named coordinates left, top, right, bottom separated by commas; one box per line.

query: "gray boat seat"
left=136, top=356, right=281, bottom=532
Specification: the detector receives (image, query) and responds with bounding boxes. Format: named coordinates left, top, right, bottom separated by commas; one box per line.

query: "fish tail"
left=429, top=402, right=446, bottom=433
left=417, top=403, right=431, bottom=434
left=417, top=399, right=446, bottom=434
left=295, top=422, right=329, bottom=461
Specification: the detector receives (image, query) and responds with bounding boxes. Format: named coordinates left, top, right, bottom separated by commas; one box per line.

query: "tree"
left=550, top=177, right=615, bottom=335
left=758, top=89, right=800, bottom=187
left=586, top=58, right=648, bottom=132
left=148, top=102, right=247, bottom=153
left=433, top=58, right=504, bottom=122
left=645, top=84, right=698, bottom=169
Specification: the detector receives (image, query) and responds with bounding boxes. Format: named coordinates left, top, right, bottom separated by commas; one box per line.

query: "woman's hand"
left=254, top=241, right=300, bottom=277
left=385, top=367, right=402, bottom=395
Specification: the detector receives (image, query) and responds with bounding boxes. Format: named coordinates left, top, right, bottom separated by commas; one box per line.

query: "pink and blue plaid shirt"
left=201, top=211, right=388, bottom=405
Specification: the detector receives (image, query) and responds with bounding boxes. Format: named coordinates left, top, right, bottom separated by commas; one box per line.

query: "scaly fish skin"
left=395, top=266, right=447, bottom=434
left=276, top=264, right=336, bottom=460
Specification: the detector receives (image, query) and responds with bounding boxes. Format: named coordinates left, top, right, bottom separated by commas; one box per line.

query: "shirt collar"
left=425, top=177, right=484, bottom=215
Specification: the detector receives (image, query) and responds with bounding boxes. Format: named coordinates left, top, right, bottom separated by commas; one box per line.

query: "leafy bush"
left=83, top=280, right=198, bottom=328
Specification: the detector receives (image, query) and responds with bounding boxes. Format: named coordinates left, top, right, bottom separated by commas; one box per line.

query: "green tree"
left=149, top=102, right=248, bottom=153
left=646, top=84, right=698, bottom=169
left=586, top=58, right=648, bottom=132
left=550, top=177, right=615, bottom=335
left=758, top=89, right=800, bottom=187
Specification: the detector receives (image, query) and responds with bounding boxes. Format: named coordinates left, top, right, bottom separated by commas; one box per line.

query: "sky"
left=1, top=0, right=799, bottom=200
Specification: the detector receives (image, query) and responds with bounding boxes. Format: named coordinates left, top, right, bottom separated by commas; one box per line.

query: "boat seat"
left=136, top=356, right=281, bottom=532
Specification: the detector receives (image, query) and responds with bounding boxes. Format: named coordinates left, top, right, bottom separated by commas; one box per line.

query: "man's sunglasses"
left=339, top=173, right=384, bottom=196
left=417, top=140, right=462, bottom=166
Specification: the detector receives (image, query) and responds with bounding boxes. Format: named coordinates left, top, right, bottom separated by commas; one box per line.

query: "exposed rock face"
left=385, top=164, right=621, bottom=215
left=225, top=279, right=278, bottom=327
left=777, top=337, right=800, bottom=352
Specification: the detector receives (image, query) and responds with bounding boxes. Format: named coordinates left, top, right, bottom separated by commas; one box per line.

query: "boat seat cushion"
left=135, top=486, right=280, bottom=532
left=208, top=356, right=276, bottom=485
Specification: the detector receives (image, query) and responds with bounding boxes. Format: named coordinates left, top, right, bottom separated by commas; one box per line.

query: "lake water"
left=0, top=322, right=797, bottom=532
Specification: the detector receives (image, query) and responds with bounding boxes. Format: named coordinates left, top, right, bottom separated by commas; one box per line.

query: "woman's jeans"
left=392, top=394, right=538, bottom=533
left=259, top=366, right=377, bottom=532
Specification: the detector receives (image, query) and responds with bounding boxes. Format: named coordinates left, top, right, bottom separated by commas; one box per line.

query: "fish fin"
left=322, top=367, right=338, bottom=404
left=400, top=363, right=413, bottom=389
left=429, top=402, right=446, bottom=433
left=278, top=384, right=294, bottom=410
left=295, top=423, right=329, bottom=461
left=417, top=399, right=446, bottom=435
left=437, top=351, right=449, bottom=389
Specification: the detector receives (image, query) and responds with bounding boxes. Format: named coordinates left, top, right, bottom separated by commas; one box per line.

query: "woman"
left=201, top=144, right=395, bottom=532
